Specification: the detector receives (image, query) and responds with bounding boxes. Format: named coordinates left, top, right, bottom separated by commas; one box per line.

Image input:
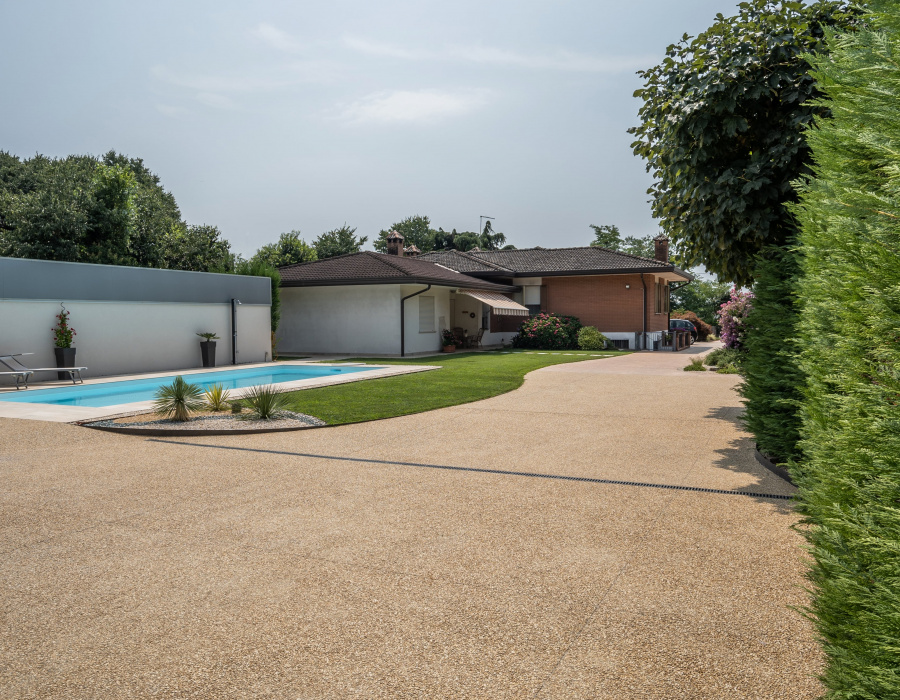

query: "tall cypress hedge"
left=741, top=244, right=804, bottom=463
left=793, top=2, right=900, bottom=695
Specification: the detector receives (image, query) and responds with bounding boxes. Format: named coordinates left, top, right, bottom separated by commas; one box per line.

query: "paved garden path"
left=0, top=346, right=820, bottom=699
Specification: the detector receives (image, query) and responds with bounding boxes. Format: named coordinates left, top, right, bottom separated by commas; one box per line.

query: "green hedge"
left=740, top=245, right=804, bottom=464
left=793, top=3, right=900, bottom=696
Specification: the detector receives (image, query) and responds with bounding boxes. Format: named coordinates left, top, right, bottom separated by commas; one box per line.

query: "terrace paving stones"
left=0, top=343, right=820, bottom=698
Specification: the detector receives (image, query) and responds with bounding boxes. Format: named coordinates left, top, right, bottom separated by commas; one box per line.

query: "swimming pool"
left=0, top=365, right=376, bottom=408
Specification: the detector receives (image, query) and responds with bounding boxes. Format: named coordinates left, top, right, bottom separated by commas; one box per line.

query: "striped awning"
left=457, top=289, right=530, bottom=316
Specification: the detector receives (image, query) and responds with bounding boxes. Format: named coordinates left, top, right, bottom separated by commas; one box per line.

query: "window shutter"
left=418, top=296, right=435, bottom=333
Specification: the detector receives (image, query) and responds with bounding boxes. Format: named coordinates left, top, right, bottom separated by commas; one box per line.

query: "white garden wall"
left=0, top=257, right=272, bottom=386
left=0, top=300, right=271, bottom=381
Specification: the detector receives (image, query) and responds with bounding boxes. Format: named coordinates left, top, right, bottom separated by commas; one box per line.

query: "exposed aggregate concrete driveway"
left=0, top=346, right=819, bottom=699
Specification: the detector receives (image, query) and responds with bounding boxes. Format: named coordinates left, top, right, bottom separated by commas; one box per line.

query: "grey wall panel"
left=0, top=257, right=271, bottom=305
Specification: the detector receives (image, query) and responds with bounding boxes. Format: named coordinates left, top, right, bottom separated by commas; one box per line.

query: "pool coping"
left=0, top=361, right=440, bottom=423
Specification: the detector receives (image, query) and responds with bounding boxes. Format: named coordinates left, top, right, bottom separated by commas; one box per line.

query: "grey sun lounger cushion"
left=0, top=354, right=87, bottom=385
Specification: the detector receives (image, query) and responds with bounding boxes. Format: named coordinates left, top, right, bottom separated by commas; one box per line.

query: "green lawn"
left=282, top=349, right=623, bottom=425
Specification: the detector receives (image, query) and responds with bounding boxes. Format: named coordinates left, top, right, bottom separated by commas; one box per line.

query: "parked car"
left=669, top=318, right=697, bottom=343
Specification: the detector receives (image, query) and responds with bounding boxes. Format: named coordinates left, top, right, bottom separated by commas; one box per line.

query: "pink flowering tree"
left=716, top=288, right=753, bottom=349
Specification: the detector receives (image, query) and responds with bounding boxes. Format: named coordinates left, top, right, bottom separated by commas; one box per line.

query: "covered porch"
left=447, top=289, right=530, bottom=349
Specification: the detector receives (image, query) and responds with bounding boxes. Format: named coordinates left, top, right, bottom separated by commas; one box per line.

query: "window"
left=418, top=295, right=435, bottom=333
left=654, top=280, right=669, bottom=314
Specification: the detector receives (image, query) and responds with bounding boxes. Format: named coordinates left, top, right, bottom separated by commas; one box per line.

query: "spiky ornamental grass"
left=243, top=384, right=289, bottom=420
left=153, top=376, right=205, bottom=422
left=792, top=3, right=900, bottom=696
left=203, top=383, right=231, bottom=411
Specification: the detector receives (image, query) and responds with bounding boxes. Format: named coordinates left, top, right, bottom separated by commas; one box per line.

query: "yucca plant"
left=242, top=384, right=289, bottom=420
left=203, top=383, right=231, bottom=411
left=153, top=376, right=205, bottom=422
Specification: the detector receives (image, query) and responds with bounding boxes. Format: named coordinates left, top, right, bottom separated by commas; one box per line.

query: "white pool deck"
left=0, top=361, right=439, bottom=423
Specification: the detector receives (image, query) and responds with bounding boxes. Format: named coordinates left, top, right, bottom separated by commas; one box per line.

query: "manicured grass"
left=282, top=349, right=624, bottom=425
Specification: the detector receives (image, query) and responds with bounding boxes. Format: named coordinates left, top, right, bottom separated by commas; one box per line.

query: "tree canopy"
left=250, top=231, right=318, bottom=268
left=629, top=0, right=858, bottom=285
left=0, top=150, right=233, bottom=272
left=313, top=224, right=368, bottom=259
left=374, top=215, right=513, bottom=253
left=587, top=224, right=656, bottom=259
left=373, top=215, right=437, bottom=253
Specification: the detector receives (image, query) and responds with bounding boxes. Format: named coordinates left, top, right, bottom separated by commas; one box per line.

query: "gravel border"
left=85, top=411, right=326, bottom=436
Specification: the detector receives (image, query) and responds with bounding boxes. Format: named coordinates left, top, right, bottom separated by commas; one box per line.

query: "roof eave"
left=280, top=277, right=517, bottom=292
left=506, top=266, right=680, bottom=278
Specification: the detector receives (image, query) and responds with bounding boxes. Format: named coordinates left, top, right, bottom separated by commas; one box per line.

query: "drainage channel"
left=147, top=439, right=795, bottom=501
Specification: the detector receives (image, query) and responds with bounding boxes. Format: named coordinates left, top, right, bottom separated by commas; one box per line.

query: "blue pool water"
left=0, top=365, right=376, bottom=407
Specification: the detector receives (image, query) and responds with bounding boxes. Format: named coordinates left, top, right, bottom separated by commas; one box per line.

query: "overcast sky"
left=1, top=0, right=741, bottom=257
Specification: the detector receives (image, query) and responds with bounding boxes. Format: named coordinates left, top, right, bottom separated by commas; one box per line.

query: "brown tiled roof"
left=471, top=246, right=672, bottom=274
left=422, top=246, right=692, bottom=279
left=416, top=249, right=513, bottom=274
left=278, top=252, right=516, bottom=291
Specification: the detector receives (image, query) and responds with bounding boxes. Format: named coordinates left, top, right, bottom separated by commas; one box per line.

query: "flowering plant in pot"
left=52, top=305, right=77, bottom=380
left=197, top=332, right=220, bottom=367
left=441, top=329, right=457, bottom=352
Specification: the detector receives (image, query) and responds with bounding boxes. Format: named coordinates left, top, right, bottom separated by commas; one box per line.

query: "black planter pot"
left=200, top=341, right=217, bottom=367
left=54, top=347, right=76, bottom=380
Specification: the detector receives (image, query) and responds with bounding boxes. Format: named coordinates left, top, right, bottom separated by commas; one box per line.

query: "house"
left=276, top=234, right=529, bottom=356
left=417, top=237, right=693, bottom=349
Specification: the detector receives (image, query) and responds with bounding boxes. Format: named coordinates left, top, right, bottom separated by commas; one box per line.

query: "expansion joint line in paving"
left=147, top=440, right=794, bottom=501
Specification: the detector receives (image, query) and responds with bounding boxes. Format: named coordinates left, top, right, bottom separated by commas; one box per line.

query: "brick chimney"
left=386, top=230, right=404, bottom=256
left=654, top=236, right=669, bottom=263
left=403, top=245, right=420, bottom=257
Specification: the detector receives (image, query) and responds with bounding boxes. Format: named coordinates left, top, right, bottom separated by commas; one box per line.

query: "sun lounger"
left=0, top=370, right=33, bottom=390
left=0, top=353, right=87, bottom=385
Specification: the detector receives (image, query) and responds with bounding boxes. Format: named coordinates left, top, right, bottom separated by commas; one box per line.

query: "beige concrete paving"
left=0, top=347, right=819, bottom=699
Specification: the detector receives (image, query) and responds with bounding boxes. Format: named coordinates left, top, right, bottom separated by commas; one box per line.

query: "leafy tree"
left=629, top=0, right=858, bottom=285
left=478, top=220, right=507, bottom=250
left=313, top=224, right=367, bottom=259
left=251, top=231, right=317, bottom=268
left=587, top=224, right=656, bottom=258
left=589, top=224, right=621, bottom=249
left=102, top=151, right=181, bottom=268
left=0, top=156, right=137, bottom=265
left=83, top=163, right=136, bottom=265
left=0, top=150, right=221, bottom=271
left=0, top=155, right=94, bottom=262
left=792, top=3, right=900, bottom=695
left=162, top=224, right=233, bottom=272
left=630, top=0, right=858, bottom=468
left=373, top=215, right=436, bottom=253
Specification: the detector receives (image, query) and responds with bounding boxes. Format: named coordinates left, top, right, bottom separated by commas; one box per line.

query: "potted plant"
left=197, top=332, right=219, bottom=367
left=52, top=305, right=77, bottom=380
left=441, top=329, right=457, bottom=353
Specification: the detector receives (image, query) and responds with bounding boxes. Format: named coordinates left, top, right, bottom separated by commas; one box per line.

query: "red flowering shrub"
left=511, top=313, right=582, bottom=350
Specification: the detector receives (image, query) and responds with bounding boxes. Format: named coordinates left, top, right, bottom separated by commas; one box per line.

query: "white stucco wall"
left=402, top=285, right=450, bottom=355
left=278, top=284, right=455, bottom=356
left=0, top=299, right=271, bottom=384
left=278, top=285, right=399, bottom=355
